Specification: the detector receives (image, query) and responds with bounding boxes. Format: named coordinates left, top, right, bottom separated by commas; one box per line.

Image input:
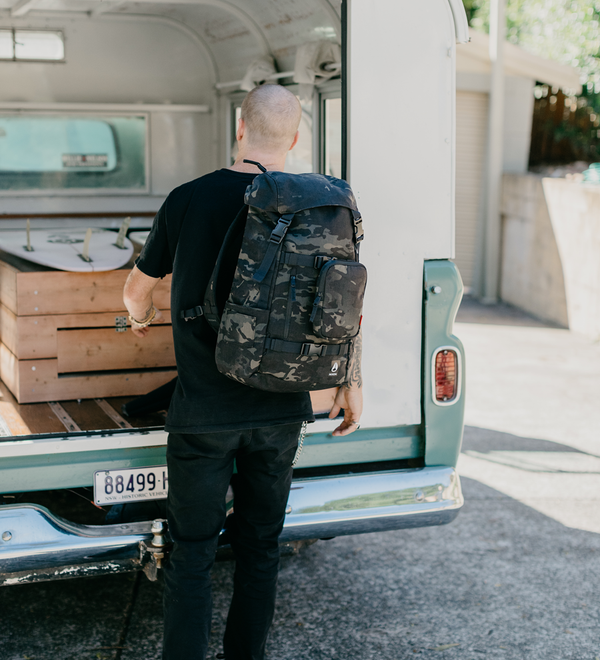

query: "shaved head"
left=240, top=84, right=302, bottom=152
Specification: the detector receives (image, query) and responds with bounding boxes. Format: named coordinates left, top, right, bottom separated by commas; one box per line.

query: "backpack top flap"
left=244, top=172, right=359, bottom=216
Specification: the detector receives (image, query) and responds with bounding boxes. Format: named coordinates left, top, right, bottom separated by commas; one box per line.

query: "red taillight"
left=434, top=349, right=458, bottom=403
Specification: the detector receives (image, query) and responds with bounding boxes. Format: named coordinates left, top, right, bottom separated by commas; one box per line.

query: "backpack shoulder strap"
left=181, top=206, right=248, bottom=332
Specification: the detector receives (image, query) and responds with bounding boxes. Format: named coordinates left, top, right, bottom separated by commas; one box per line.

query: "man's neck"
left=228, top=151, right=286, bottom=173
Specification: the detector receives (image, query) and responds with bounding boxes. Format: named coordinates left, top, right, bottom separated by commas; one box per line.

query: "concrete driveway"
left=1, top=299, right=599, bottom=660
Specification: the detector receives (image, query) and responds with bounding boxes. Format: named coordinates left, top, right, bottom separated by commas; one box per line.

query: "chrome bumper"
left=282, top=466, right=462, bottom=541
left=0, top=466, right=462, bottom=586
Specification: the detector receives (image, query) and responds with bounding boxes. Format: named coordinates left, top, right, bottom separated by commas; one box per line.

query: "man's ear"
left=236, top=118, right=245, bottom=142
left=289, top=130, right=300, bottom=151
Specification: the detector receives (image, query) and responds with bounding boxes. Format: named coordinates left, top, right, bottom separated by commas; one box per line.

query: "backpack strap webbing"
left=253, top=213, right=295, bottom=283
left=264, top=338, right=350, bottom=357
left=201, top=206, right=249, bottom=333
left=283, top=252, right=336, bottom=269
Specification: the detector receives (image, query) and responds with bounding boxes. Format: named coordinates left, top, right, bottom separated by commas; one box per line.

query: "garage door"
left=455, top=91, right=488, bottom=291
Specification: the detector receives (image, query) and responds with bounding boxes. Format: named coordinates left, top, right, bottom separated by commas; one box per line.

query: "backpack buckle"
left=352, top=212, right=364, bottom=243
left=269, top=215, right=294, bottom=244
left=301, top=343, right=325, bottom=357
left=354, top=219, right=364, bottom=242
left=180, top=306, right=204, bottom=321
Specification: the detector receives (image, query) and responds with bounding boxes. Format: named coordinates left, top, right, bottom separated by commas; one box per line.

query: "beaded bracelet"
left=128, top=306, right=157, bottom=328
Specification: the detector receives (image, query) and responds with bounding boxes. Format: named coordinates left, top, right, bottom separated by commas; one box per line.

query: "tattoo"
left=132, top=304, right=154, bottom=325
left=344, top=329, right=363, bottom=390
left=142, top=304, right=154, bottom=321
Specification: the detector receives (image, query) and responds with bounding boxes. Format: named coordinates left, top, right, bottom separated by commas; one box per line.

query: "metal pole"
left=483, top=0, right=505, bottom=303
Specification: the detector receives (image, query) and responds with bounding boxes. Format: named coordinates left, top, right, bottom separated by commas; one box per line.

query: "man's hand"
left=130, top=308, right=165, bottom=338
left=329, top=329, right=363, bottom=436
left=329, top=386, right=363, bottom=437
left=123, top=265, right=162, bottom=338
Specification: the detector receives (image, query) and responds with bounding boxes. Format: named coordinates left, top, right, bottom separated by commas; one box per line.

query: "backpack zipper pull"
left=290, top=275, right=296, bottom=302
left=310, top=295, right=321, bottom=323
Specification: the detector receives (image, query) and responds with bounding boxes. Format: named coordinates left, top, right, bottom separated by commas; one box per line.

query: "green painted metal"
left=0, top=445, right=167, bottom=494
left=422, top=260, right=465, bottom=468
left=0, top=425, right=422, bottom=494
left=294, top=425, right=422, bottom=469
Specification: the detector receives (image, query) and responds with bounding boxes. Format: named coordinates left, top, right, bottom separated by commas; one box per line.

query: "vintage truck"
left=0, top=0, right=467, bottom=585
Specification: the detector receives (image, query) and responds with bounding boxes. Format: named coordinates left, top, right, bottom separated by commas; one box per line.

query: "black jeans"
left=162, top=422, right=302, bottom=660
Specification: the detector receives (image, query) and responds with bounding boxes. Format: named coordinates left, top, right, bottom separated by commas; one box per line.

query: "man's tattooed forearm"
left=344, top=330, right=363, bottom=389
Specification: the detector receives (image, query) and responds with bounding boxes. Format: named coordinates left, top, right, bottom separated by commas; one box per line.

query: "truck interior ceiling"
left=0, top=0, right=344, bottom=441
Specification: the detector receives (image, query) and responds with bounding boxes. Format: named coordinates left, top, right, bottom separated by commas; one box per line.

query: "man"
left=123, top=84, right=363, bottom=660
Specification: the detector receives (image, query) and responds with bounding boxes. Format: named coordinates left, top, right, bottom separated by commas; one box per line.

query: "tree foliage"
left=463, top=0, right=600, bottom=88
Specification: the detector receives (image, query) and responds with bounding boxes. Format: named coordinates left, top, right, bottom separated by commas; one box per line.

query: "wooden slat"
left=0, top=342, right=177, bottom=403
left=59, top=399, right=120, bottom=432
left=48, top=401, right=82, bottom=433
left=15, top=270, right=172, bottom=316
left=0, top=379, right=65, bottom=436
left=57, top=325, right=175, bottom=373
left=0, top=260, right=18, bottom=316
left=0, top=304, right=20, bottom=359
left=0, top=304, right=172, bottom=360
left=0, top=400, right=31, bottom=436
left=94, top=398, right=133, bottom=429
left=104, top=396, right=168, bottom=428
left=0, top=252, right=171, bottom=316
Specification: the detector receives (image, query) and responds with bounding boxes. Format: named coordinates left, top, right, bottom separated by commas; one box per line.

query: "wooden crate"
left=0, top=251, right=176, bottom=403
left=0, top=250, right=171, bottom=316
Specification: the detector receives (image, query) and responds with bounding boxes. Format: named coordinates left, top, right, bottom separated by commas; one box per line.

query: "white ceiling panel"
left=1, top=0, right=340, bottom=82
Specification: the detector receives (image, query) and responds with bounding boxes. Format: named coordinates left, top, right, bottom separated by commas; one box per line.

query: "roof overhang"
left=457, top=30, right=582, bottom=94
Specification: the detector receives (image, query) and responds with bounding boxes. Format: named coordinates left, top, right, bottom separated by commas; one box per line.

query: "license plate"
left=93, top=466, right=168, bottom=505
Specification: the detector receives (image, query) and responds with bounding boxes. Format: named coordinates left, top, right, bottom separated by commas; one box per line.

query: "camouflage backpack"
left=182, top=160, right=367, bottom=393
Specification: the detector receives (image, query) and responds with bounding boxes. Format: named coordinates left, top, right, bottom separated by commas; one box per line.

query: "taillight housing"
left=432, top=347, right=461, bottom=406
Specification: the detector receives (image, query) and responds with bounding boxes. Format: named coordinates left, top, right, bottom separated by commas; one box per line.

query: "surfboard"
left=0, top=227, right=134, bottom=272
left=129, top=230, right=151, bottom=248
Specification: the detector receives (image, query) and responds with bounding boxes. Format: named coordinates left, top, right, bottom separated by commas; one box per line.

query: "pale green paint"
left=295, top=425, right=422, bottom=469
left=0, top=445, right=167, bottom=494
left=0, top=426, right=422, bottom=494
left=422, top=260, right=466, bottom=468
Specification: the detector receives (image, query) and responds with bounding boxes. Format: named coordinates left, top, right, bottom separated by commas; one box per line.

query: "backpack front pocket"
left=215, top=303, right=269, bottom=382
left=311, top=260, right=367, bottom=339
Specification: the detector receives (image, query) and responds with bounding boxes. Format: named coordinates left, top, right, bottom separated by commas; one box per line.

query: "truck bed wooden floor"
left=0, top=378, right=166, bottom=438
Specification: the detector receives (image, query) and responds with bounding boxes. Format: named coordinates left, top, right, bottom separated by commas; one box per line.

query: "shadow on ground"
left=1, top=476, right=599, bottom=660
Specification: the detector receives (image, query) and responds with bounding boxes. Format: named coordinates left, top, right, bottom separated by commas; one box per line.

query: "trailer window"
left=0, top=115, right=147, bottom=192
left=0, top=31, right=12, bottom=59
left=0, top=29, right=65, bottom=62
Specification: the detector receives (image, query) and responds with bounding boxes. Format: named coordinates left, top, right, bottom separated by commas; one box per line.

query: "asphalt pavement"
left=1, top=298, right=599, bottom=660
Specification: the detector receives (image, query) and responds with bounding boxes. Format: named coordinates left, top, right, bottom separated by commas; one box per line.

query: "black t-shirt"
left=136, top=168, right=314, bottom=433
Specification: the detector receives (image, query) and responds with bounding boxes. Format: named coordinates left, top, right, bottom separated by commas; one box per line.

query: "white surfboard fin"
left=114, top=216, right=131, bottom=249
left=23, top=219, right=34, bottom=252
left=79, top=228, right=93, bottom=263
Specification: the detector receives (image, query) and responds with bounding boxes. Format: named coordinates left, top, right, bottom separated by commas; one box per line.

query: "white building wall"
left=456, top=72, right=535, bottom=174
left=453, top=72, right=536, bottom=290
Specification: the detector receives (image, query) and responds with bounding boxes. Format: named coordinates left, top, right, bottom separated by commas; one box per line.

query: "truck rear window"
left=0, top=115, right=147, bottom=192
